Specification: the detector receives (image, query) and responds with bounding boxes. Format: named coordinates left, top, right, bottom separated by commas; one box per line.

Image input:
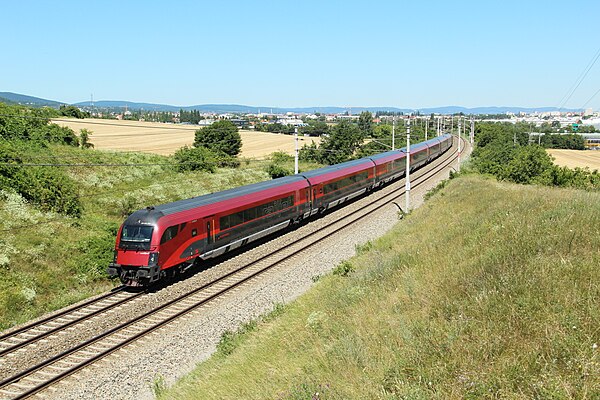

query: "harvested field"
left=547, top=149, right=600, bottom=170
left=52, top=118, right=320, bottom=158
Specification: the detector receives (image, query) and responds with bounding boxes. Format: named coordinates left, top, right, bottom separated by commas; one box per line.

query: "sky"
left=3, top=0, right=600, bottom=110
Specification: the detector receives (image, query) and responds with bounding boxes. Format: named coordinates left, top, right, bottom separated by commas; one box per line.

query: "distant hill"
left=0, top=91, right=580, bottom=115
left=72, top=101, right=578, bottom=115
left=0, top=92, right=62, bottom=107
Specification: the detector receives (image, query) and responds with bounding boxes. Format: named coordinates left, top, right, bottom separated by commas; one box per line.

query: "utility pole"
left=294, top=127, right=299, bottom=174
left=425, top=117, right=428, bottom=141
left=405, top=116, right=411, bottom=212
left=392, top=116, right=396, bottom=150
left=458, top=120, right=462, bottom=172
left=470, top=117, right=475, bottom=144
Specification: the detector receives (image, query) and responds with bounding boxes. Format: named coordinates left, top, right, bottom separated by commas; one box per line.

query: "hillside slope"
left=161, top=175, right=599, bottom=399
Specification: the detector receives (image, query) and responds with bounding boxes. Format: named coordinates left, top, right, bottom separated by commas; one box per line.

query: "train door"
left=204, top=216, right=215, bottom=249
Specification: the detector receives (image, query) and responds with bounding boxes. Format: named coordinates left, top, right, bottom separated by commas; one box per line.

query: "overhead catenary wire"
left=557, top=45, right=600, bottom=110
left=580, top=86, right=600, bottom=110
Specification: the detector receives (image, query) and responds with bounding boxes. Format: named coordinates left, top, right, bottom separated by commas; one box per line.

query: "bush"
left=79, top=129, right=94, bottom=149
left=270, top=151, right=293, bottom=163
left=173, top=146, right=217, bottom=173
left=265, top=163, right=291, bottom=179
left=215, top=154, right=240, bottom=168
left=73, top=223, right=118, bottom=282
left=0, top=141, right=82, bottom=216
left=19, top=167, right=82, bottom=216
left=333, top=260, right=354, bottom=277
left=499, top=145, right=554, bottom=184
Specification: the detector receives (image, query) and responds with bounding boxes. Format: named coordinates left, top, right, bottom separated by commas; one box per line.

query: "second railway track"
left=0, top=137, right=465, bottom=400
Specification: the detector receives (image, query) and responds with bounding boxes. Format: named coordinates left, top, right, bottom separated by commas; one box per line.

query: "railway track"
left=0, top=137, right=465, bottom=399
left=0, top=288, right=144, bottom=359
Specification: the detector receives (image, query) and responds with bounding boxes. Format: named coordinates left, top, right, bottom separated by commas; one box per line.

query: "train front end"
left=107, top=208, right=162, bottom=286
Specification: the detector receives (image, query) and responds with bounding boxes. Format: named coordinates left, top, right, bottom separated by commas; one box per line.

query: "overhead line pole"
left=392, top=116, right=396, bottom=150
left=294, top=127, right=299, bottom=174
left=458, top=120, right=462, bottom=172
left=405, top=116, right=411, bottom=212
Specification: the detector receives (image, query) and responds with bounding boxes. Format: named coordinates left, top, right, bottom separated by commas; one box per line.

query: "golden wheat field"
left=547, top=149, right=600, bottom=170
left=52, top=118, right=320, bottom=158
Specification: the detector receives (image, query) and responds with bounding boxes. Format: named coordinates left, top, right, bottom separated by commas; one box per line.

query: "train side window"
left=160, top=225, right=179, bottom=244
left=243, top=207, right=257, bottom=221
left=230, top=212, right=244, bottom=227
left=192, top=228, right=197, bottom=237
left=180, top=222, right=187, bottom=231
left=220, top=215, right=230, bottom=230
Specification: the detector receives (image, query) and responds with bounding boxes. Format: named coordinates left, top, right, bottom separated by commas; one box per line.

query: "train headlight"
left=148, top=252, right=159, bottom=266
left=113, top=250, right=118, bottom=263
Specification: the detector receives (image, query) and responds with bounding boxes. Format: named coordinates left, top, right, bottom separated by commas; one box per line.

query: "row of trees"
left=179, top=109, right=206, bottom=124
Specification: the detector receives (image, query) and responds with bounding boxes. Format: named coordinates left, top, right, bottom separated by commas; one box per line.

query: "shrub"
left=32, top=124, right=79, bottom=146
left=215, top=154, right=240, bottom=168
left=0, top=141, right=82, bottom=216
left=270, top=151, right=293, bottom=163
left=19, top=167, right=82, bottom=216
left=333, top=260, right=354, bottom=277
left=265, top=163, right=291, bottom=179
left=173, top=146, right=217, bottom=173
left=79, top=129, right=94, bottom=149
left=499, top=145, right=554, bottom=184
left=73, top=224, right=118, bottom=282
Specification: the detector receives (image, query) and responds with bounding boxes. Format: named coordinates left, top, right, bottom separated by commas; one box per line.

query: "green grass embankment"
left=161, top=175, right=599, bottom=399
left=0, top=145, right=319, bottom=330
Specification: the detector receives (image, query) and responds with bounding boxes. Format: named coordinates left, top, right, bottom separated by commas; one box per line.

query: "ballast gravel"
left=32, top=142, right=466, bottom=400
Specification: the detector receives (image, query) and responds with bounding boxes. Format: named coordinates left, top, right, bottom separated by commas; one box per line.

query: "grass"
left=0, top=145, right=319, bottom=330
left=159, top=175, right=600, bottom=399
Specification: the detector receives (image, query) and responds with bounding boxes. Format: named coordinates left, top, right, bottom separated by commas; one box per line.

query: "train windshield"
left=120, top=225, right=153, bottom=250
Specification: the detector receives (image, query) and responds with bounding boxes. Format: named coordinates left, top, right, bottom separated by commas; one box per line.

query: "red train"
left=107, top=134, right=452, bottom=286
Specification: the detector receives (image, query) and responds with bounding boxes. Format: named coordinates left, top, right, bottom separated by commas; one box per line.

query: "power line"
left=557, top=45, right=600, bottom=110
left=580, top=86, right=600, bottom=110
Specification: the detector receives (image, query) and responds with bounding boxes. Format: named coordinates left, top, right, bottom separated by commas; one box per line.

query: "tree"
left=194, top=120, right=241, bottom=157
left=80, top=129, right=94, bottom=149
left=59, top=105, right=86, bottom=119
left=319, top=120, right=365, bottom=165
left=358, top=111, right=373, bottom=137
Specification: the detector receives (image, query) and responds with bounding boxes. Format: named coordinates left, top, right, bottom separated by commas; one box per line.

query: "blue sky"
left=3, top=0, right=600, bottom=109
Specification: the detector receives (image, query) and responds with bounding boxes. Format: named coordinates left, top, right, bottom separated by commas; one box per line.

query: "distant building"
left=230, top=119, right=249, bottom=128
left=276, top=117, right=307, bottom=127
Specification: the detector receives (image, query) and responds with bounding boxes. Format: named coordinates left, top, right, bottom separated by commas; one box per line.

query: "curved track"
left=0, top=136, right=465, bottom=399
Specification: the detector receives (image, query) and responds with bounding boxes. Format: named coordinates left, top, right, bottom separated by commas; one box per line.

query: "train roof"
left=300, top=158, right=373, bottom=179
left=124, top=175, right=307, bottom=226
left=368, top=149, right=405, bottom=161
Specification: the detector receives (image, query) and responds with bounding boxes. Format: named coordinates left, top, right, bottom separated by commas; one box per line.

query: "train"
left=107, top=134, right=453, bottom=286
